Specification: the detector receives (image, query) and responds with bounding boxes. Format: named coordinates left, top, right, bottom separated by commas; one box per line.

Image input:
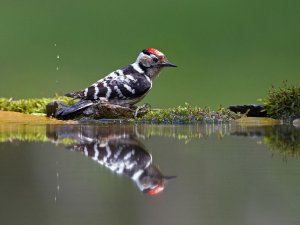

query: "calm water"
left=0, top=123, right=300, bottom=225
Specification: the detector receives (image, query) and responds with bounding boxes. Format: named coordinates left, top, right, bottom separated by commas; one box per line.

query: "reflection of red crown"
left=145, top=185, right=165, bottom=196
left=145, top=48, right=164, bottom=57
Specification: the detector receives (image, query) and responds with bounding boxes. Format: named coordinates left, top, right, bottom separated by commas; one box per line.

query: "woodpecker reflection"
left=47, top=125, right=173, bottom=195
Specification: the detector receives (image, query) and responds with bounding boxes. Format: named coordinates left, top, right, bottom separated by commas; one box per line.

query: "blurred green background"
left=1, top=0, right=299, bottom=108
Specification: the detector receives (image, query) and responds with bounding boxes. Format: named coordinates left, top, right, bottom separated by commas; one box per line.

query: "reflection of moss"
left=1, top=123, right=299, bottom=157
left=0, top=124, right=77, bottom=144
left=0, top=123, right=232, bottom=144
left=55, top=137, right=78, bottom=145
left=261, top=126, right=300, bottom=157
left=233, top=125, right=300, bottom=157
left=0, top=96, right=77, bottom=114
left=0, top=125, right=48, bottom=142
left=139, top=104, right=241, bottom=124
left=259, top=81, right=300, bottom=123
left=138, top=124, right=230, bottom=143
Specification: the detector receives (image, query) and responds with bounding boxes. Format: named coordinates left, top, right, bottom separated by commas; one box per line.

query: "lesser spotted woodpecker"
left=57, top=48, right=176, bottom=118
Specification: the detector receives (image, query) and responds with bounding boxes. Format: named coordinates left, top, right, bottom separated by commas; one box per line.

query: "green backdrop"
left=1, top=0, right=299, bottom=108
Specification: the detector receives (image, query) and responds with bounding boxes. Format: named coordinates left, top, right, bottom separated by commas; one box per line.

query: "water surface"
left=0, top=123, right=299, bottom=225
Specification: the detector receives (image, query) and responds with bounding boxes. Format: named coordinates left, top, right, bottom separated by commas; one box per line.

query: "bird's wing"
left=72, top=73, right=151, bottom=101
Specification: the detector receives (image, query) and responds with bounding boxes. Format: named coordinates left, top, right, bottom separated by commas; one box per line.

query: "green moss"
left=0, top=95, right=77, bottom=114
left=0, top=97, right=241, bottom=123
left=139, top=103, right=241, bottom=124
left=258, top=81, right=300, bottom=123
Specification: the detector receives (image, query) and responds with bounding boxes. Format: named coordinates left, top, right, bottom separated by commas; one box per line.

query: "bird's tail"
left=56, top=99, right=94, bottom=119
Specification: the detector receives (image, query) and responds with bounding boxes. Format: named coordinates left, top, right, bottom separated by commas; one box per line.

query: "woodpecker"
left=56, top=48, right=177, bottom=118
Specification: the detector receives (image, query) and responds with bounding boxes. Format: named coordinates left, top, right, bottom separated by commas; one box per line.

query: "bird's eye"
left=152, top=57, right=158, bottom=63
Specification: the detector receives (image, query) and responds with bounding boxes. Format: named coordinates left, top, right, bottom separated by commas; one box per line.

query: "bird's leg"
left=143, top=103, right=151, bottom=109
left=134, top=103, right=151, bottom=118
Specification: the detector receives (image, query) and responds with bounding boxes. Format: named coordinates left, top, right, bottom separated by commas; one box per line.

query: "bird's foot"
left=134, top=103, right=151, bottom=118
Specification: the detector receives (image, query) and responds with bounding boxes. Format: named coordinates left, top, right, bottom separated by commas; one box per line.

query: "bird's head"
left=136, top=48, right=177, bottom=69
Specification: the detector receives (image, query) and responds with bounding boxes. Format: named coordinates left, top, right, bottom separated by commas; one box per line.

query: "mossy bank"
left=1, top=81, right=299, bottom=124
left=0, top=96, right=241, bottom=124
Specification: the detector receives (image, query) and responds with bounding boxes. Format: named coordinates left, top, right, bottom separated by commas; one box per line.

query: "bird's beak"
left=162, top=61, right=177, bottom=67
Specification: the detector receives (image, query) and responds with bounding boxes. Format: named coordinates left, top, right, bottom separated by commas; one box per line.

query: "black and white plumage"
left=57, top=48, right=176, bottom=118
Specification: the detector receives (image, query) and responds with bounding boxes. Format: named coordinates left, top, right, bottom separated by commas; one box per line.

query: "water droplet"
left=57, top=55, right=60, bottom=59
left=56, top=66, right=59, bottom=71
left=54, top=43, right=57, bottom=47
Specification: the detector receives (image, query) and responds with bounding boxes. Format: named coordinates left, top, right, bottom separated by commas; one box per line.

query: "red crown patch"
left=145, top=48, right=164, bottom=57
